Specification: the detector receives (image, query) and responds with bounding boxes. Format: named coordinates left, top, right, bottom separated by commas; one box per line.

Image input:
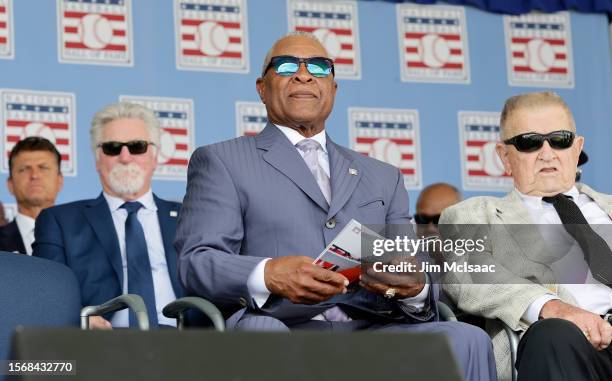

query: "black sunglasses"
left=414, top=214, right=441, bottom=225
left=503, top=130, right=575, bottom=153
left=263, top=55, right=335, bottom=78
left=97, top=140, right=154, bottom=156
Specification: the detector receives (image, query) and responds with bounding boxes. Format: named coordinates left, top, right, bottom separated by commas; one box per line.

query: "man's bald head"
left=416, top=183, right=462, bottom=217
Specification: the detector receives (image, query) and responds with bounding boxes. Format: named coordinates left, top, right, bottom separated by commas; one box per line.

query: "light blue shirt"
left=104, top=190, right=177, bottom=327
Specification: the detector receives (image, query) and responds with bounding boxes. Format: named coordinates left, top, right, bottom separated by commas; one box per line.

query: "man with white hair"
left=34, top=102, right=184, bottom=329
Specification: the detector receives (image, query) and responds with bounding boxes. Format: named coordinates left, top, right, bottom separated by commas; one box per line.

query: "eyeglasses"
left=414, top=214, right=441, bottom=225
left=503, top=130, right=575, bottom=153
left=263, top=55, right=335, bottom=78
left=97, top=140, right=154, bottom=156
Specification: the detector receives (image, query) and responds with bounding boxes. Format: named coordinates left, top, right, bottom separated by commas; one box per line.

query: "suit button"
left=239, top=297, right=247, bottom=307
left=325, top=218, right=336, bottom=229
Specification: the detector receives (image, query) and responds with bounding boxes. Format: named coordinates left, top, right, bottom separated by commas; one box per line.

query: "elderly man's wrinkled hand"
left=540, top=300, right=612, bottom=351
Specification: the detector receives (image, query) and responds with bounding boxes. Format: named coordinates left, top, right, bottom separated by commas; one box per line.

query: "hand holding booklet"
left=312, top=219, right=384, bottom=283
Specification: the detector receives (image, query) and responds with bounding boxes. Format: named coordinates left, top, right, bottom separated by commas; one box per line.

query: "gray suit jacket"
left=440, top=183, right=612, bottom=380
left=175, top=124, right=437, bottom=326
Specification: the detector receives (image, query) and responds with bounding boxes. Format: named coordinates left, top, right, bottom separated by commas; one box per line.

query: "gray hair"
left=500, top=91, right=575, bottom=139
left=90, top=102, right=161, bottom=156
left=260, top=31, right=329, bottom=76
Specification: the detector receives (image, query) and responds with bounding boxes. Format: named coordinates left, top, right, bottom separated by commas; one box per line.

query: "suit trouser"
left=516, top=318, right=612, bottom=381
left=233, top=313, right=498, bottom=381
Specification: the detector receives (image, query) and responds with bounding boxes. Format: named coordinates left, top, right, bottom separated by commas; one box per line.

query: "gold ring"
left=384, top=288, right=397, bottom=299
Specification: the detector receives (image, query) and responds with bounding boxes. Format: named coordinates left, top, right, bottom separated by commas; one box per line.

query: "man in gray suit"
left=175, top=32, right=496, bottom=381
left=441, top=92, right=612, bottom=381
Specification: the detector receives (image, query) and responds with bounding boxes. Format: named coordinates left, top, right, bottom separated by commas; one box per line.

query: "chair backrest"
left=0, top=251, right=81, bottom=361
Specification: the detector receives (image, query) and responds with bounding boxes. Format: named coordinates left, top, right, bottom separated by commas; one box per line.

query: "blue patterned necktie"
left=121, top=201, right=158, bottom=327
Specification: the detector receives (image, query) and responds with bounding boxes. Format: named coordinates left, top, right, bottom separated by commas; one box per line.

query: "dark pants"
left=516, top=318, right=612, bottom=381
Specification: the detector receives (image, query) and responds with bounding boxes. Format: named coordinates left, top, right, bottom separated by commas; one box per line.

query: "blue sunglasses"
left=263, top=55, right=335, bottom=78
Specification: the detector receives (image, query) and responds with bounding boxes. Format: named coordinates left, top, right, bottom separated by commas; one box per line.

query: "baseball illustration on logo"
left=58, top=0, right=133, bottom=66
left=312, top=28, right=342, bottom=58
left=158, top=130, right=177, bottom=164
left=481, top=142, right=506, bottom=177
left=504, top=12, right=573, bottom=88
left=418, top=34, right=452, bottom=68
left=349, top=108, right=421, bottom=189
left=175, top=0, right=249, bottom=73
left=195, top=21, right=230, bottom=56
left=397, top=4, right=470, bottom=83
left=1, top=89, right=77, bottom=176
left=368, top=139, right=403, bottom=168
left=78, top=13, right=115, bottom=50
left=288, top=0, right=361, bottom=80
left=23, top=122, right=57, bottom=144
left=458, top=111, right=512, bottom=191
left=120, top=96, right=195, bottom=180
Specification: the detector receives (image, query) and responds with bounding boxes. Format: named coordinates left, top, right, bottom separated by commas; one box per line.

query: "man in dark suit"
left=0, top=137, right=63, bottom=255
left=34, top=102, right=184, bottom=329
left=175, top=32, right=496, bottom=381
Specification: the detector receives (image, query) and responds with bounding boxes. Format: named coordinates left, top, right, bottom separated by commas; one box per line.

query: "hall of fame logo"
left=175, top=0, right=249, bottom=73
left=504, top=12, right=573, bottom=88
left=0, top=0, right=14, bottom=59
left=396, top=4, right=469, bottom=84
left=235, top=101, right=267, bottom=137
left=2, top=202, right=16, bottom=222
left=120, top=96, right=195, bottom=180
left=458, top=111, right=513, bottom=191
left=0, top=89, right=77, bottom=176
left=288, top=0, right=361, bottom=80
left=57, top=0, right=133, bottom=66
left=349, top=108, right=421, bottom=189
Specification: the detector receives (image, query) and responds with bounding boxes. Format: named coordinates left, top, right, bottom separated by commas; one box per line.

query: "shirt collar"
left=15, top=212, right=35, bottom=231
left=517, top=186, right=579, bottom=209
left=274, top=124, right=328, bottom=153
left=103, top=189, right=157, bottom=212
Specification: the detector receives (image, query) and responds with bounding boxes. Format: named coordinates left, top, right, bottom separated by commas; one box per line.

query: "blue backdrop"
left=0, top=0, right=611, bottom=216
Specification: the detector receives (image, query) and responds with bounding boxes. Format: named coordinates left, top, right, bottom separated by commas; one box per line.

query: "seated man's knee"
left=519, top=318, right=589, bottom=357
left=234, top=315, right=290, bottom=332
left=524, top=318, right=584, bottom=345
left=456, top=321, right=494, bottom=349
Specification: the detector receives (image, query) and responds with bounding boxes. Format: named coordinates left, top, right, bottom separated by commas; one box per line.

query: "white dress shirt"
left=519, top=186, right=612, bottom=323
left=246, top=124, right=429, bottom=319
left=104, top=191, right=177, bottom=327
left=14, top=212, right=35, bottom=255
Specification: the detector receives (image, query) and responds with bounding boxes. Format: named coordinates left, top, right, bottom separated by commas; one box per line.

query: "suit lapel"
left=83, top=194, right=123, bottom=287
left=257, top=124, right=329, bottom=212
left=494, top=191, right=533, bottom=224
left=1, top=220, right=26, bottom=254
left=14, top=221, right=26, bottom=254
left=495, top=190, right=557, bottom=264
left=154, top=195, right=184, bottom=297
left=578, top=183, right=612, bottom=218
left=327, top=139, right=361, bottom=219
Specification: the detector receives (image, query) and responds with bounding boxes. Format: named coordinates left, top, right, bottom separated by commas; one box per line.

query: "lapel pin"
left=349, top=168, right=358, bottom=176
left=170, top=211, right=178, bottom=217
